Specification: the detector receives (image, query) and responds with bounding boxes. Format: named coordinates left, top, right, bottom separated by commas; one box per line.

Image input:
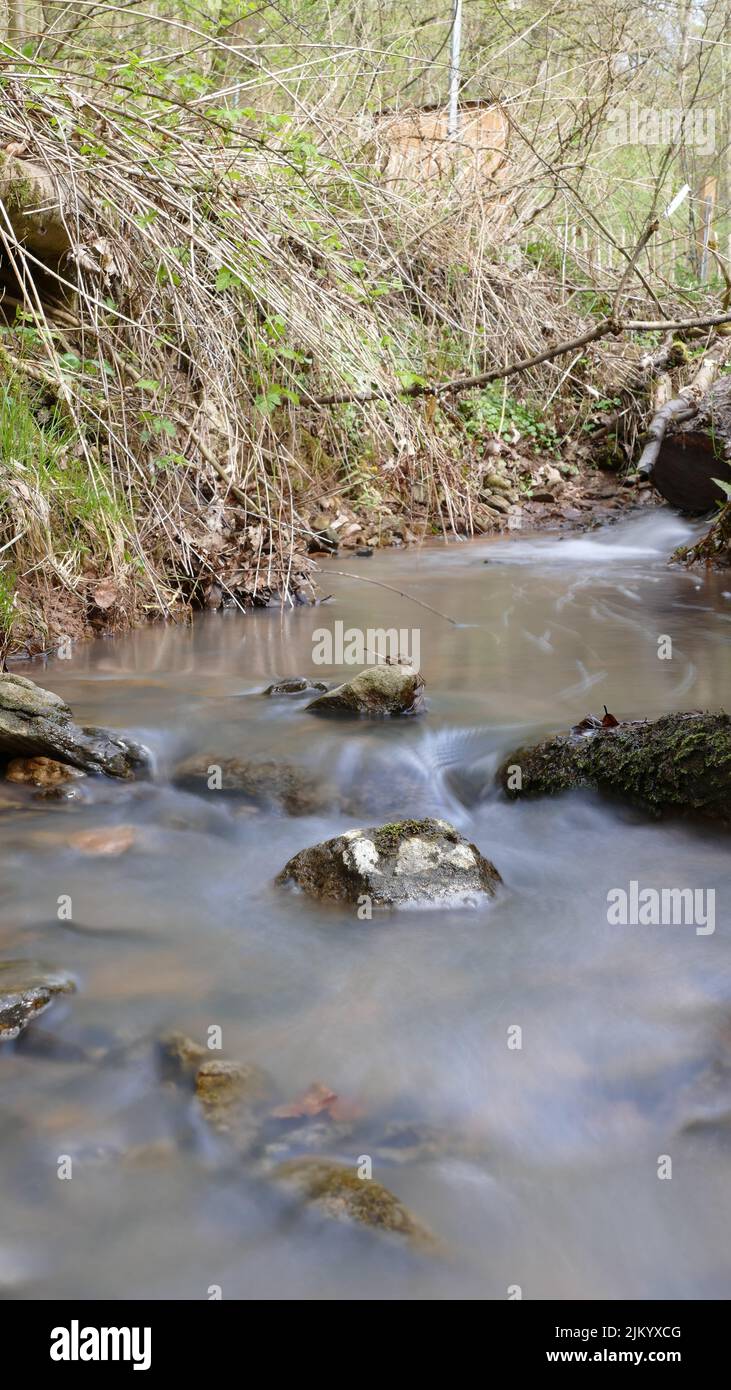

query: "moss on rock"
left=306, top=664, right=425, bottom=718
left=497, top=711, right=731, bottom=823
left=277, top=816, right=501, bottom=907
left=273, top=1157, right=436, bottom=1249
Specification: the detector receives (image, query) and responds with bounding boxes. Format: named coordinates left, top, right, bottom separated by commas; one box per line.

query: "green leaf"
left=58, top=352, right=82, bottom=371
left=215, top=267, right=243, bottom=292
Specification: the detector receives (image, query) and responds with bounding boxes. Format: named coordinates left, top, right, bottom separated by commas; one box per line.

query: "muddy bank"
left=5, top=454, right=648, bottom=663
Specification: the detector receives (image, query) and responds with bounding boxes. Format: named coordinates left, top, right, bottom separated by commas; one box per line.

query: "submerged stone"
left=158, top=1031, right=208, bottom=1082
left=194, top=1059, right=272, bottom=1150
left=498, top=710, right=731, bottom=824
left=306, top=664, right=424, bottom=718
left=35, top=783, right=87, bottom=804
left=0, top=675, right=150, bottom=780
left=159, top=1033, right=272, bottom=1152
left=6, top=757, right=85, bottom=788
left=173, top=755, right=332, bottom=815
left=277, top=817, right=501, bottom=907
left=272, top=1157, right=435, bottom=1249
left=0, top=962, right=76, bottom=1042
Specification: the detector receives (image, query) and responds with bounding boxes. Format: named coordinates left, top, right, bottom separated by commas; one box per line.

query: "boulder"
left=0, top=962, right=76, bottom=1042
left=272, top=1158, right=435, bottom=1249
left=306, top=664, right=424, bottom=718
left=173, top=755, right=332, bottom=814
left=497, top=711, right=731, bottom=824
left=277, top=817, right=501, bottom=907
left=0, top=675, right=149, bottom=779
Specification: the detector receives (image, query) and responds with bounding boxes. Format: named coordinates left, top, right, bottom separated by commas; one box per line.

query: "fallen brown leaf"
left=271, top=1081, right=362, bottom=1123
left=272, top=1082, right=338, bottom=1119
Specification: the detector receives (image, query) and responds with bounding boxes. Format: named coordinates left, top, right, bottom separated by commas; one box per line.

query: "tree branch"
left=306, top=312, right=731, bottom=410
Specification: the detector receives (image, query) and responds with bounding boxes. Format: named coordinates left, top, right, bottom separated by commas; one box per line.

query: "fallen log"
left=637, top=348, right=731, bottom=511
left=0, top=149, right=73, bottom=259
left=497, top=711, right=731, bottom=825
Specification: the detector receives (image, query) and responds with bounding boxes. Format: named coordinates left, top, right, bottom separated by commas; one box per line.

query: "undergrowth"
left=0, top=3, right=726, bottom=653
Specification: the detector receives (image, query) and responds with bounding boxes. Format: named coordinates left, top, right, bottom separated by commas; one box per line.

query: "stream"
left=2, top=508, right=731, bottom=1300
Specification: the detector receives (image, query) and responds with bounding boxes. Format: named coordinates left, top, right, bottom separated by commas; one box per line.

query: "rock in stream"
left=277, top=817, right=501, bottom=907
left=173, top=755, right=332, bottom=814
left=0, top=675, right=149, bottom=779
left=272, top=1158, right=436, bottom=1250
left=0, top=962, right=76, bottom=1042
left=264, top=677, right=328, bottom=697
left=497, top=710, right=731, bottom=824
left=306, top=664, right=424, bottom=718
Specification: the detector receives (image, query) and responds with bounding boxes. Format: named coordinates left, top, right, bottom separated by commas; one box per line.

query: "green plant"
left=0, top=566, right=15, bottom=665
left=458, top=385, right=559, bottom=453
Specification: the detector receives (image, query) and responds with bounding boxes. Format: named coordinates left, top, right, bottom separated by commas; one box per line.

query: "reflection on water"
left=1, top=509, right=731, bottom=1299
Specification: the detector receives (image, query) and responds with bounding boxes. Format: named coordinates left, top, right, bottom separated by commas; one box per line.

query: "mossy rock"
left=277, top=817, right=501, bottom=907
left=497, top=711, right=731, bottom=824
left=194, top=1059, right=273, bottom=1151
left=273, top=1157, right=436, bottom=1250
left=160, top=1038, right=273, bottom=1152
left=158, top=1031, right=208, bottom=1082
left=306, top=664, right=425, bottom=718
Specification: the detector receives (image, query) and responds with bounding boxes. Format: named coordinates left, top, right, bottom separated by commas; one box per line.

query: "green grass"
left=0, top=378, right=127, bottom=533
left=0, top=566, right=15, bottom=629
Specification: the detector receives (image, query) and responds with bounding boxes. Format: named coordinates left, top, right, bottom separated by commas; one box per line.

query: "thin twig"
left=327, top=570, right=459, bottom=625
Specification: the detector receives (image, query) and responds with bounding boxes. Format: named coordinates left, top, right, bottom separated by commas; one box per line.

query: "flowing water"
left=2, top=509, right=731, bottom=1300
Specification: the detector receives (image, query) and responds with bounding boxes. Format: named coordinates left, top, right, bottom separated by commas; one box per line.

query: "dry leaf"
left=271, top=1081, right=361, bottom=1122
